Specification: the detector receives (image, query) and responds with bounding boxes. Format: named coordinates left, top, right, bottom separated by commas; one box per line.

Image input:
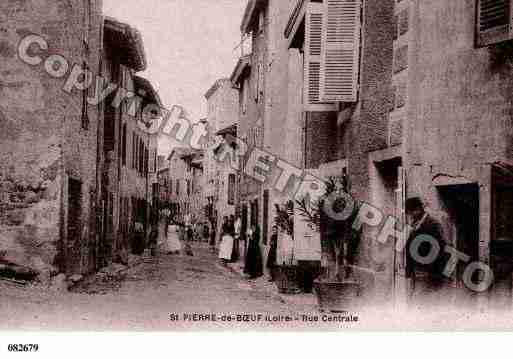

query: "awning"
left=241, top=0, right=268, bottom=34
left=230, top=55, right=251, bottom=86
left=216, top=124, right=237, bottom=138
left=104, top=17, right=147, bottom=72
left=133, top=76, right=162, bottom=108
left=204, top=78, right=231, bottom=100
left=284, top=0, right=307, bottom=42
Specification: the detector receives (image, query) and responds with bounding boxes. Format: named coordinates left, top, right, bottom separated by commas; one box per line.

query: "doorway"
left=438, top=184, right=480, bottom=285
left=67, top=178, right=82, bottom=274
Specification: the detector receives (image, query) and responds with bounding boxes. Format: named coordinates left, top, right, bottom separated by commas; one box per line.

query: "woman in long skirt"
left=244, top=224, right=263, bottom=279
left=266, top=225, right=278, bottom=282
left=218, top=217, right=234, bottom=265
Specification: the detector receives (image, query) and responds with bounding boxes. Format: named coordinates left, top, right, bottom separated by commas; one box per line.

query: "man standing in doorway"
left=405, top=197, right=446, bottom=305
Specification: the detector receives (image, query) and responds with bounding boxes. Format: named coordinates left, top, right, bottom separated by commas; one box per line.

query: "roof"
left=230, top=55, right=251, bottom=86
left=167, top=147, right=203, bottom=162
left=133, top=75, right=162, bottom=117
left=104, top=17, right=147, bottom=72
left=204, top=78, right=231, bottom=100
left=214, top=124, right=238, bottom=154
left=216, top=123, right=237, bottom=137
left=180, top=149, right=203, bottom=161
left=240, top=0, right=267, bottom=34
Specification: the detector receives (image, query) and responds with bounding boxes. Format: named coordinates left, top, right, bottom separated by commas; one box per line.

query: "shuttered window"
left=228, top=174, right=236, bottom=206
left=320, top=0, right=361, bottom=103
left=121, top=123, right=127, bottom=166
left=304, top=2, right=337, bottom=111
left=477, top=0, right=513, bottom=46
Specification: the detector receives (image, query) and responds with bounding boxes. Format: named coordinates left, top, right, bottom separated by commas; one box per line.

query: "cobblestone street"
left=0, top=243, right=324, bottom=331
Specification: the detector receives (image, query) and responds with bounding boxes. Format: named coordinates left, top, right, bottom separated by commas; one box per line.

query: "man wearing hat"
left=405, top=197, right=446, bottom=302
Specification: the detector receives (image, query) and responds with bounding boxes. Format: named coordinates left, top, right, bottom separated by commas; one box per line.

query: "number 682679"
left=7, top=344, right=39, bottom=352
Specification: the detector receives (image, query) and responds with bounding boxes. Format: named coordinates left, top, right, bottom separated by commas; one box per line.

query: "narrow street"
left=0, top=243, right=321, bottom=331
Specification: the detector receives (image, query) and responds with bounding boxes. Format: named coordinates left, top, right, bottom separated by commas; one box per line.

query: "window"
left=132, top=132, right=136, bottom=169
left=319, top=0, right=361, bottom=102
left=242, top=79, right=248, bottom=114
left=262, top=189, right=269, bottom=245
left=176, top=180, right=180, bottom=195
left=134, top=134, right=139, bottom=170
left=258, top=10, right=265, bottom=34
left=81, top=62, right=89, bottom=130
left=477, top=0, right=512, bottom=46
left=121, top=123, right=127, bottom=166
left=228, top=174, right=236, bottom=206
left=145, top=147, right=149, bottom=176
left=292, top=0, right=361, bottom=110
left=154, top=150, right=157, bottom=172
left=139, top=139, right=144, bottom=175
left=254, top=60, right=264, bottom=102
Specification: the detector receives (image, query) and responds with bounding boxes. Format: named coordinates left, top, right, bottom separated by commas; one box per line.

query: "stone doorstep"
left=225, top=262, right=318, bottom=309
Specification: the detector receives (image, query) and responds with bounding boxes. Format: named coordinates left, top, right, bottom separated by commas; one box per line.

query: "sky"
left=103, top=0, right=247, bottom=154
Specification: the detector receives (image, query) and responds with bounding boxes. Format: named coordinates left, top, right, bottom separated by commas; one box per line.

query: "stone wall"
left=0, top=0, right=103, bottom=279
left=404, top=0, right=513, bottom=266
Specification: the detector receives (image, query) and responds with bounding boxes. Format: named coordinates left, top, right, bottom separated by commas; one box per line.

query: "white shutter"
left=320, top=0, right=361, bottom=103
left=476, top=0, right=513, bottom=47
left=304, top=2, right=337, bottom=112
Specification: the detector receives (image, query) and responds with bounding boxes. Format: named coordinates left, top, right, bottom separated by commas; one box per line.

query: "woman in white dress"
left=218, top=216, right=234, bottom=265
left=162, top=222, right=182, bottom=255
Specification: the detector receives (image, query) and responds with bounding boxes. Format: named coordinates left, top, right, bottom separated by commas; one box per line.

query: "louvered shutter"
left=320, top=0, right=361, bottom=103
left=304, top=2, right=337, bottom=111
left=477, top=0, right=513, bottom=47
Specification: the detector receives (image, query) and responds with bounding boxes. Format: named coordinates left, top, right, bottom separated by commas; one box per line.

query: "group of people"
left=217, top=215, right=264, bottom=279
left=142, top=209, right=276, bottom=281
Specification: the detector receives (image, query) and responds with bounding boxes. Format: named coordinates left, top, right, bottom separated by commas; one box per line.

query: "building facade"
left=399, top=0, right=513, bottom=300
left=101, top=17, right=160, bottom=266
left=165, top=148, right=205, bottom=224
left=204, top=79, right=239, bottom=237
left=0, top=0, right=103, bottom=279
left=0, top=2, right=161, bottom=283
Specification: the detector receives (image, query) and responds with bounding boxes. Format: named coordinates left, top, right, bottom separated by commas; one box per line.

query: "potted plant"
left=296, top=176, right=365, bottom=312
left=273, top=201, right=300, bottom=294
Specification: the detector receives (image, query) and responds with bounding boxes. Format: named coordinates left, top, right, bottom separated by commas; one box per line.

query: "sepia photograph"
left=3, top=0, right=513, bottom=346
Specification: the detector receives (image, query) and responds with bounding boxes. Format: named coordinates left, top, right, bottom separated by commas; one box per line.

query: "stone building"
left=157, top=159, right=171, bottom=211
left=101, top=17, right=160, bottom=265
left=234, top=0, right=396, bottom=285
left=0, top=2, right=160, bottom=283
left=280, top=0, right=513, bottom=303
left=235, top=0, right=308, bottom=275
left=398, top=0, right=513, bottom=300
left=203, top=79, right=239, bottom=237
left=283, top=0, right=399, bottom=298
left=166, top=147, right=205, bottom=224
left=0, top=0, right=103, bottom=279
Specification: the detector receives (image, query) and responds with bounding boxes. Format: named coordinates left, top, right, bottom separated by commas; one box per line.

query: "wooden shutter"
left=304, top=2, right=337, bottom=111
left=393, top=166, right=408, bottom=307
left=320, top=0, right=361, bottom=103
left=476, top=0, right=513, bottom=47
